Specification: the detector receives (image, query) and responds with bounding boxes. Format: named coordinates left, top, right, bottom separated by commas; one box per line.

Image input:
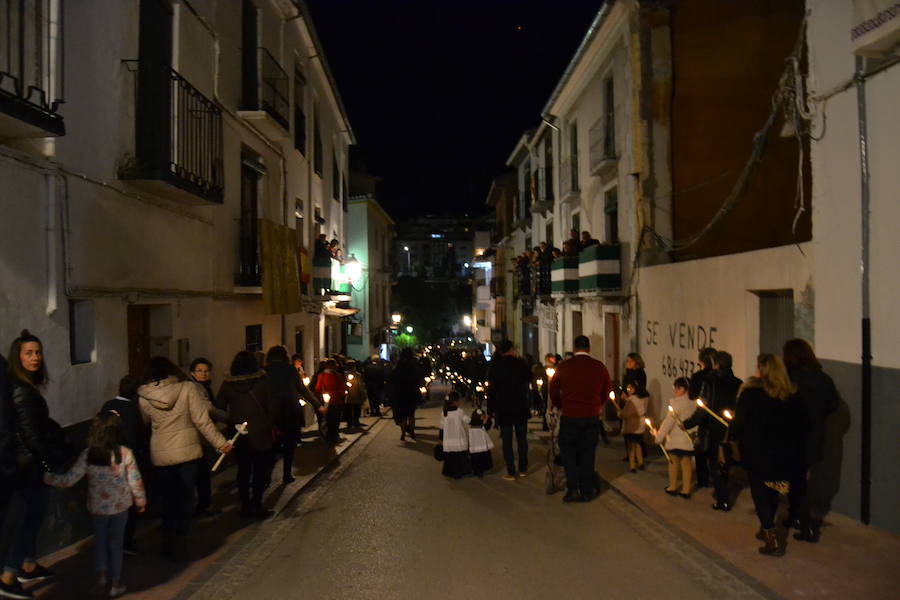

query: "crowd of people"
left=510, top=230, right=605, bottom=298
left=0, top=328, right=402, bottom=599
left=434, top=334, right=839, bottom=559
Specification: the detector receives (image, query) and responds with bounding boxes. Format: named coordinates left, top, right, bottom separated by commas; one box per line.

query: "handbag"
left=42, top=418, right=79, bottom=474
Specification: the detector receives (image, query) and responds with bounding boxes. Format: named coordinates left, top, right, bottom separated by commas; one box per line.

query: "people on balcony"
left=580, top=231, right=600, bottom=249
left=562, top=239, right=579, bottom=257
left=314, top=234, right=331, bottom=259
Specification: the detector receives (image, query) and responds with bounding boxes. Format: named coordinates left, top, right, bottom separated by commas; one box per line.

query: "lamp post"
left=403, top=245, right=411, bottom=275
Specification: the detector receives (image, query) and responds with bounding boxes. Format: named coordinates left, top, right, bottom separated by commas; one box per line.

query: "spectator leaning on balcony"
left=580, top=231, right=600, bottom=249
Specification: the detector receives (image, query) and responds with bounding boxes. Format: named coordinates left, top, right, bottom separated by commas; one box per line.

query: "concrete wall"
left=636, top=244, right=813, bottom=422
left=807, top=0, right=900, bottom=533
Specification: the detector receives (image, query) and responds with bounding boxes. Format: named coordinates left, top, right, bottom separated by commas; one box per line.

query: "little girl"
left=440, top=392, right=469, bottom=479
left=655, top=377, right=698, bottom=498
left=45, top=412, right=146, bottom=598
left=468, top=409, right=494, bottom=477
left=618, top=383, right=649, bottom=472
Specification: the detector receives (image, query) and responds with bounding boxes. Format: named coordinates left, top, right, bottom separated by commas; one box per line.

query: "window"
left=545, top=221, right=553, bottom=246
left=69, top=300, right=95, bottom=364
left=293, top=68, right=307, bottom=154
left=759, top=291, right=794, bottom=355
left=603, top=77, right=616, bottom=158
left=604, top=188, right=618, bottom=244
left=245, top=324, right=263, bottom=352
left=572, top=212, right=581, bottom=235
left=237, top=147, right=264, bottom=286
left=313, top=106, right=322, bottom=176
left=332, top=153, right=340, bottom=200
left=569, top=122, right=579, bottom=190
left=543, top=138, right=553, bottom=203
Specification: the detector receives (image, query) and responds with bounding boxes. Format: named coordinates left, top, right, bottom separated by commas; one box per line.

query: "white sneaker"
left=109, top=584, right=127, bottom=598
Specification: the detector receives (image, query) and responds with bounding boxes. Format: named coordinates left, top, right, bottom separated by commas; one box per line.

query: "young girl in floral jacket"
left=45, top=412, right=146, bottom=598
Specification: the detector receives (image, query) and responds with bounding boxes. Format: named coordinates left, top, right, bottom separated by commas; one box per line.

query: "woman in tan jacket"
left=138, top=357, right=231, bottom=562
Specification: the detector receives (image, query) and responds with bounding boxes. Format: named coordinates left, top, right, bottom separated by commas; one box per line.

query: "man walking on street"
left=549, top=336, right=612, bottom=502
left=487, top=340, right=532, bottom=481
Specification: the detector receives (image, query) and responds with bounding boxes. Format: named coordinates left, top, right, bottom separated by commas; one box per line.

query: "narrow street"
left=186, top=397, right=767, bottom=600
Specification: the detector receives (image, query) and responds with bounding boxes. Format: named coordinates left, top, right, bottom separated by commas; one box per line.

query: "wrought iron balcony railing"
left=0, top=0, right=65, bottom=138
left=242, top=47, right=289, bottom=131
left=122, top=60, right=224, bottom=204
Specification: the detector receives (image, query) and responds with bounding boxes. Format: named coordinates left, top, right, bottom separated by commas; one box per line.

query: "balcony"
left=578, top=244, right=622, bottom=295
left=0, top=0, right=65, bottom=139
left=311, top=255, right=354, bottom=298
left=588, top=118, right=618, bottom=181
left=551, top=257, right=579, bottom=297
left=560, top=156, right=580, bottom=203
left=121, top=60, right=223, bottom=204
left=531, top=167, right=553, bottom=215
left=238, top=47, right=289, bottom=141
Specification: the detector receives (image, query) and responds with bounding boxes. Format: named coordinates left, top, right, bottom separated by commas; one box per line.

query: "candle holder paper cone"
left=212, top=421, right=247, bottom=472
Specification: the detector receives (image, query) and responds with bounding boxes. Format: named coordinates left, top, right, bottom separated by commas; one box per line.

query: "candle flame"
left=537, top=379, right=544, bottom=386
left=348, top=374, right=354, bottom=381
left=323, top=393, right=331, bottom=403
left=723, top=409, right=733, bottom=420
left=668, top=405, right=674, bottom=412
left=303, top=377, right=311, bottom=387
left=419, top=387, right=427, bottom=394
left=299, top=399, right=307, bottom=407
left=546, top=368, right=556, bottom=378
left=696, top=398, right=705, bottom=407
left=644, top=418, right=653, bottom=426
left=608, top=391, right=615, bottom=400
left=347, top=382, right=353, bottom=388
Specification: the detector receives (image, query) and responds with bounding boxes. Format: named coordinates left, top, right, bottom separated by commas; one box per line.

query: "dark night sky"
left=305, top=0, right=603, bottom=218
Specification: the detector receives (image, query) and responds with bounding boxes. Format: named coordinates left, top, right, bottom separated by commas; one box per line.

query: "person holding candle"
left=217, top=350, right=277, bottom=517
left=730, top=354, right=807, bottom=557
left=315, top=359, right=348, bottom=444
left=654, top=377, right=698, bottom=498
left=683, top=350, right=742, bottom=511
left=618, top=383, right=649, bottom=472
left=138, top=356, right=232, bottom=560
left=265, top=346, right=323, bottom=485
left=344, top=361, right=368, bottom=429
left=621, top=353, right=647, bottom=460
left=688, top=347, right=716, bottom=488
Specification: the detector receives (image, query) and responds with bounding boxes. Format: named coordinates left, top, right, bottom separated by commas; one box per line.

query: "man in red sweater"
left=549, top=335, right=612, bottom=502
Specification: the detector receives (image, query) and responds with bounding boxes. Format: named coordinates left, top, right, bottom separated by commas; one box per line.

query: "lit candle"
left=347, top=381, right=353, bottom=389
left=668, top=404, right=687, bottom=430
left=607, top=390, right=620, bottom=411
left=695, top=398, right=729, bottom=427
left=303, top=377, right=311, bottom=387
left=348, top=373, right=354, bottom=381
left=323, top=393, right=331, bottom=404
left=419, top=387, right=427, bottom=395
left=546, top=367, right=556, bottom=379
left=536, top=378, right=544, bottom=387
left=723, top=409, right=734, bottom=420
left=212, top=421, right=247, bottom=472
left=645, top=418, right=671, bottom=462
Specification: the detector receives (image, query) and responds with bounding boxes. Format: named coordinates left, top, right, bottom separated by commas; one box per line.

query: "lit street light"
left=392, top=314, right=402, bottom=324
left=406, top=325, right=413, bottom=334
left=463, top=315, right=472, bottom=328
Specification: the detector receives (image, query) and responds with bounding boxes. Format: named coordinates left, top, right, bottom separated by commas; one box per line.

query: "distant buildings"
left=394, top=215, right=489, bottom=280
left=487, top=0, right=900, bottom=533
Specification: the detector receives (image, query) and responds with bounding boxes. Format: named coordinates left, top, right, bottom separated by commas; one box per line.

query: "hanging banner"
left=260, top=219, right=302, bottom=315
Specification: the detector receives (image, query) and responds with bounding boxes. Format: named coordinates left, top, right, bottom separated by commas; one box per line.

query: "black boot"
left=758, top=528, right=784, bottom=557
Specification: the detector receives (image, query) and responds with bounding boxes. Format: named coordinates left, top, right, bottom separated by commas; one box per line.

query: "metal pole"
left=855, top=56, right=871, bottom=525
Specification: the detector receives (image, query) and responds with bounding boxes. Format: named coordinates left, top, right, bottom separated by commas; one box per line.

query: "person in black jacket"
left=684, top=350, right=742, bottom=511
left=2, top=330, right=66, bottom=597
left=0, top=354, right=17, bottom=569
left=730, top=354, right=808, bottom=557
left=363, top=354, right=386, bottom=417
left=101, top=375, right=150, bottom=554
left=688, top=346, right=716, bottom=487
left=388, top=348, right=424, bottom=441
left=782, top=338, right=839, bottom=542
left=486, top=340, right=533, bottom=480
left=265, top=346, right=323, bottom=484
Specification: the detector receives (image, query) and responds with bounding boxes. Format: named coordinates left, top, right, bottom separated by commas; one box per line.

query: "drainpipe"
left=854, top=56, right=871, bottom=525
left=45, top=174, right=58, bottom=316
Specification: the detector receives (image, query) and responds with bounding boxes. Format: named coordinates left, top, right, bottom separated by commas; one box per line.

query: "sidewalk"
left=594, top=434, right=900, bottom=600
left=21, top=412, right=388, bottom=600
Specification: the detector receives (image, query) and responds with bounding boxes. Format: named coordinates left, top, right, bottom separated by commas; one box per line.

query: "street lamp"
left=406, top=325, right=413, bottom=334
left=392, top=314, right=402, bottom=324
left=463, top=315, right=472, bottom=328
left=402, top=245, right=411, bottom=274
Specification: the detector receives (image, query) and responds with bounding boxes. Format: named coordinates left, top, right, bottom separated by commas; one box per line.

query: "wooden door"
left=604, top=312, right=620, bottom=384
left=127, top=305, right=151, bottom=377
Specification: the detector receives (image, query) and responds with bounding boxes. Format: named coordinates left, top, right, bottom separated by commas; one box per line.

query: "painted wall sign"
left=645, top=320, right=718, bottom=379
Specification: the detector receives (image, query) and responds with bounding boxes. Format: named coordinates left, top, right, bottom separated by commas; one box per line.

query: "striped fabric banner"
left=578, top=244, right=622, bottom=292
left=551, top=257, right=579, bottom=294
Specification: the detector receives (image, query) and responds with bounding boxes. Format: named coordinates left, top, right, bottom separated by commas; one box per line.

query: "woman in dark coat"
left=265, top=346, right=323, bottom=484
left=731, top=353, right=808, bottom=557
left=389, top=348, right=424, bottom=441
left=2, top=330, right=69, bottom=595
left=782, top=338, right=839, bottom=541
left=216, top=352, right=273, bottom=519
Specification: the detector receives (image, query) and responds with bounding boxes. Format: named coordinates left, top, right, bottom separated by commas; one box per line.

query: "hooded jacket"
left=216, top=372, right=273, bottom=451
left=138, top=376, right=227, bottom=467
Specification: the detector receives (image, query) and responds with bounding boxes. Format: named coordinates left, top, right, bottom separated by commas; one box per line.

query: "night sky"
left=305, top=0, right=603, bottom=218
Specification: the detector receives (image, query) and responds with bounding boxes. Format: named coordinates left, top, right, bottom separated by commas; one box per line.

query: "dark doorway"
left=127, top=305, right=151, bottom=377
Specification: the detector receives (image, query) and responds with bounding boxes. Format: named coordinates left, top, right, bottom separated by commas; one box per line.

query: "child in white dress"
left=440, top=392, right=470, bottom=479
left=468, top=409, right=494, bottom=477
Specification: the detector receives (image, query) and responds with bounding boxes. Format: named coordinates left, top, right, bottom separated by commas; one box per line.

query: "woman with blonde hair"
left=731, top=353, right=807, bottom=557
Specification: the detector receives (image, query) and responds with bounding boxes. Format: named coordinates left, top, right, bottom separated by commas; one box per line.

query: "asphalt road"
left=186, top=401, right=770, bottom=600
